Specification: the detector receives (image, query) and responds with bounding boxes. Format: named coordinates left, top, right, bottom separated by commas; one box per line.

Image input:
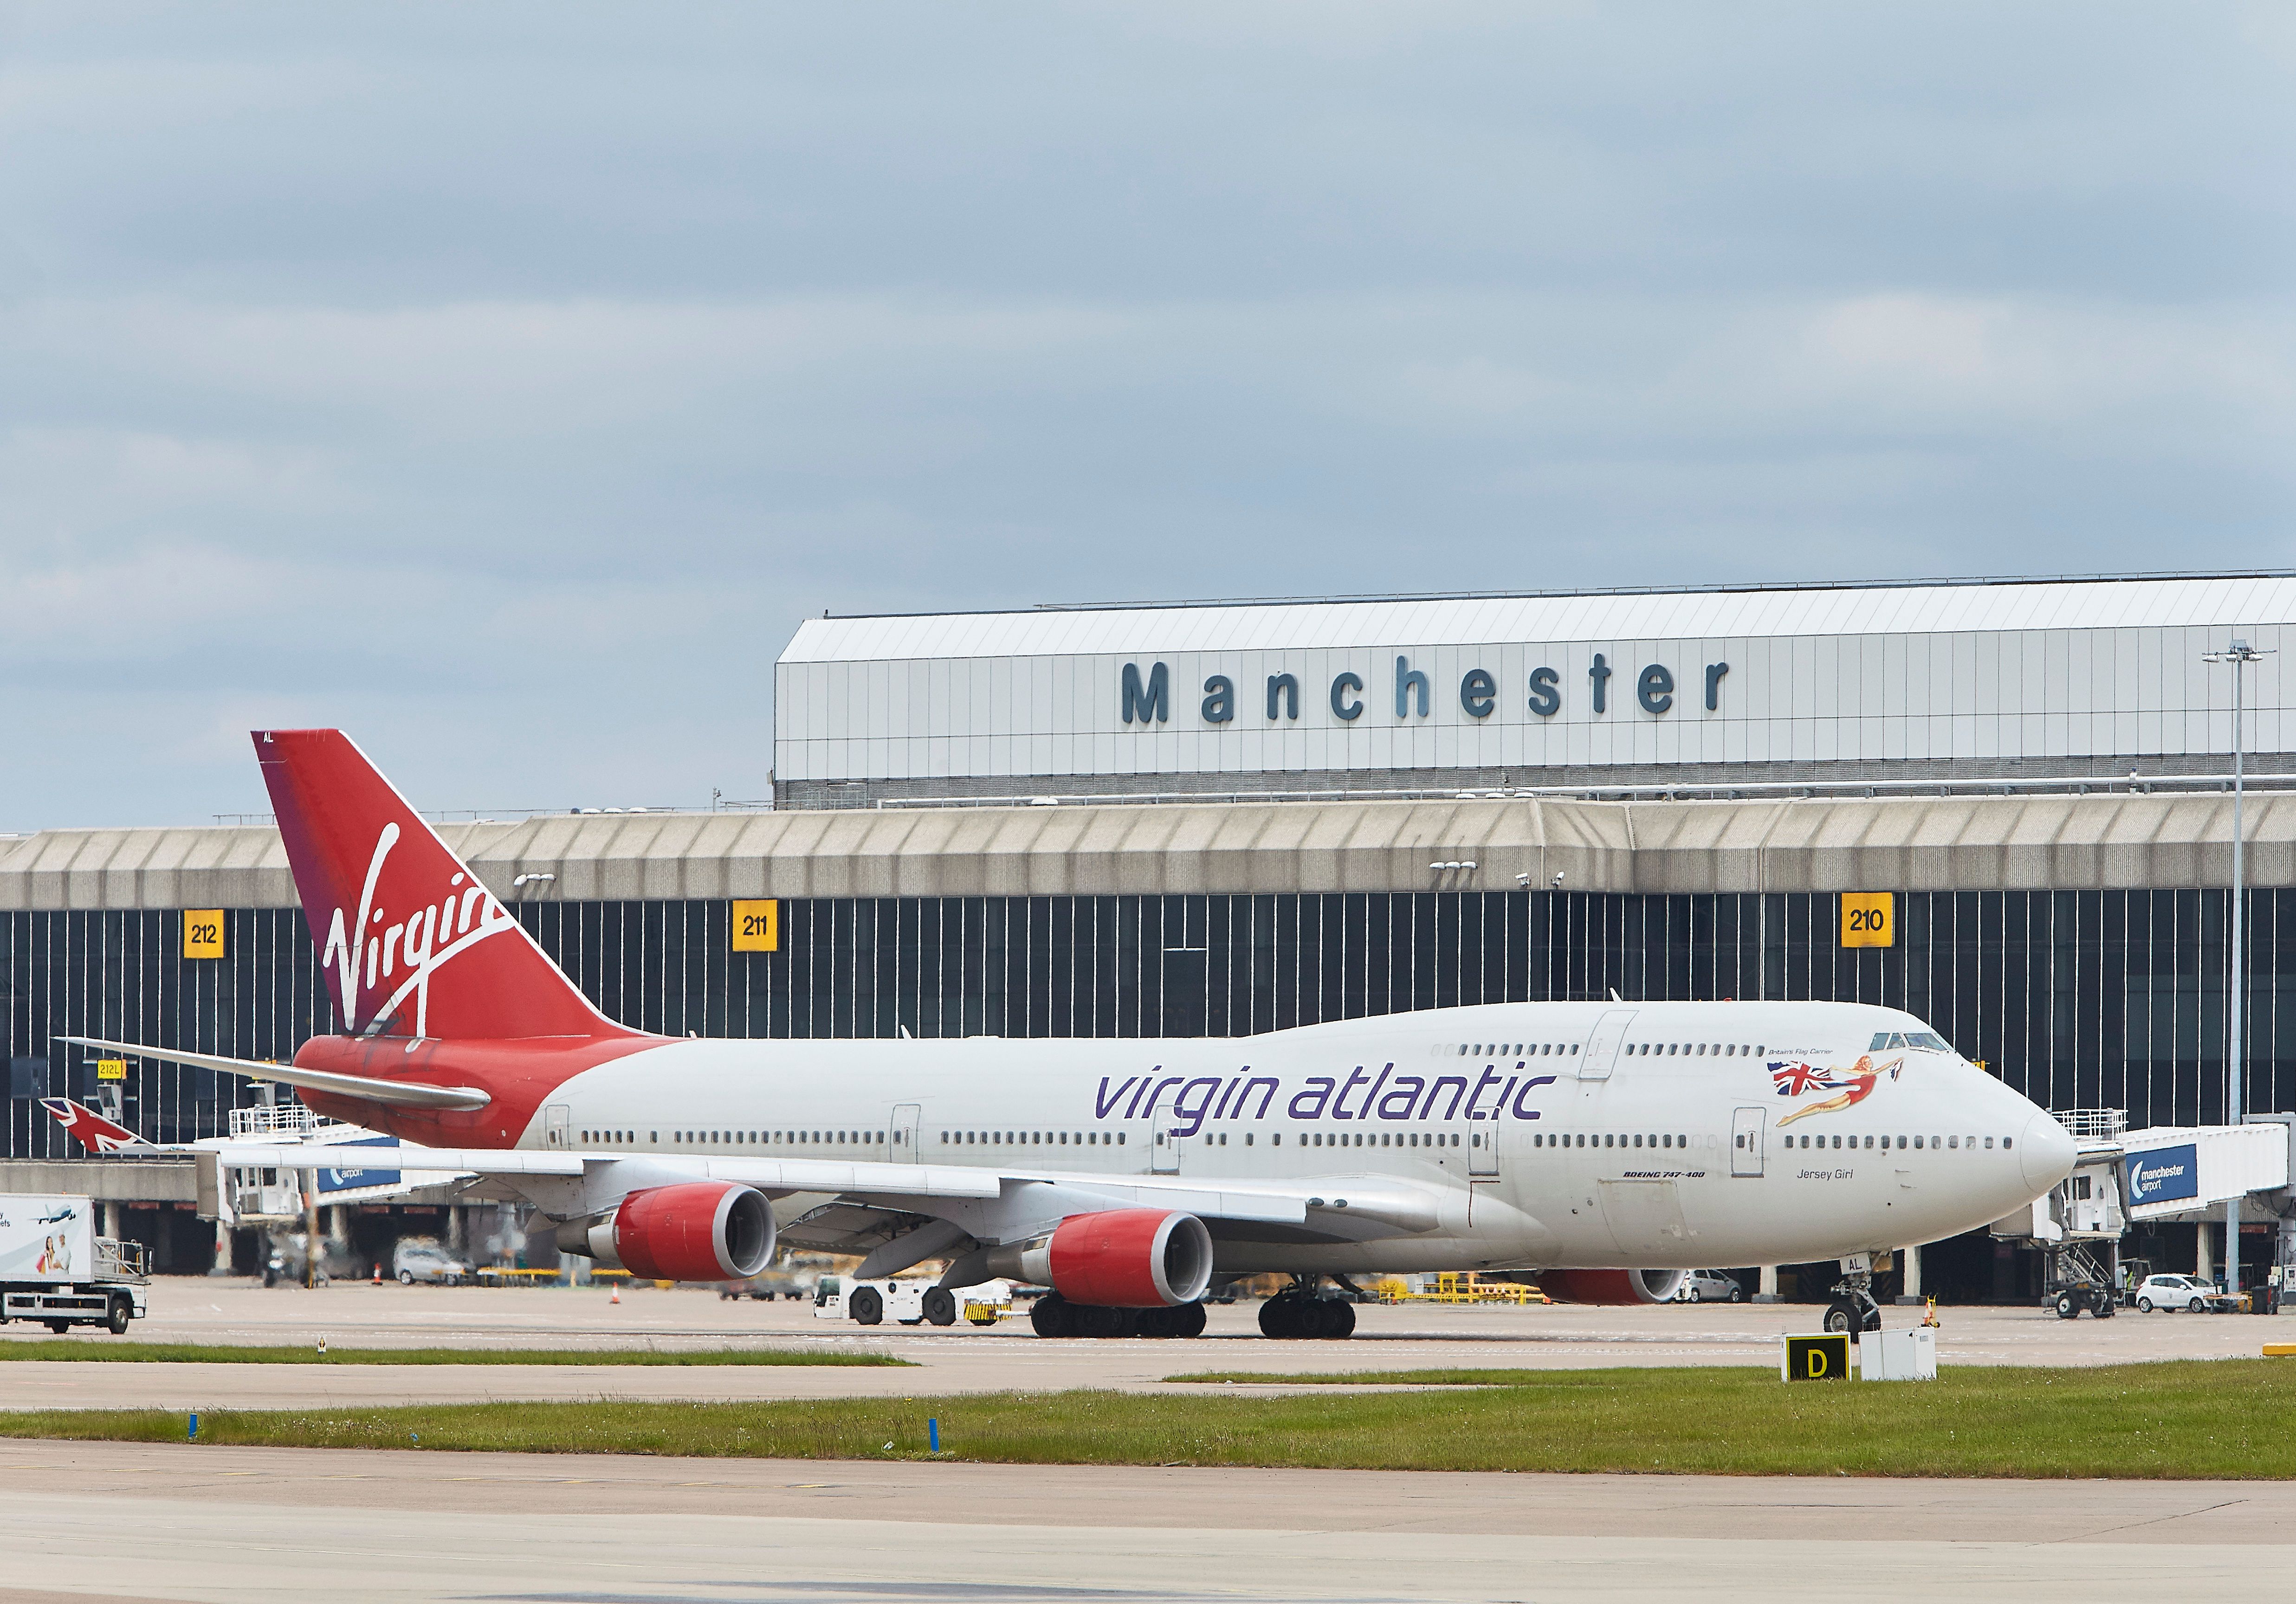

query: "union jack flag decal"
left=1770, top=1060, right=1853, bottom=1098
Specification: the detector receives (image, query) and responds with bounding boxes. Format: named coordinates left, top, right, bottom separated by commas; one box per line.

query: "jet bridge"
left=1991, top=1110, right=2296, bottom=1305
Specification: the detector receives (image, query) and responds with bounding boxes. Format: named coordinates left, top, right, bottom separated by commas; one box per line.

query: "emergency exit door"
left=544, top=1104, right=569, bottom=1149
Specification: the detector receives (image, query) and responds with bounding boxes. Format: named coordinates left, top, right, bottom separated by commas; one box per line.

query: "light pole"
left=2202, top=638, right=2267, bottom=1293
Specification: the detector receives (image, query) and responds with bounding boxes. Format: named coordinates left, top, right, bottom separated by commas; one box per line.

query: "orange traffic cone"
left=609, top=1282, right=621, bottom=1305
left=372, top=1262, right=382, bottom=1285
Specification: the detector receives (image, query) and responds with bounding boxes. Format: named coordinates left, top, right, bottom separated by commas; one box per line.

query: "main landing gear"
left=1029, top=1293, right=1207, bottom=1339
left=1258, top=1277, right=1357, bottom=1339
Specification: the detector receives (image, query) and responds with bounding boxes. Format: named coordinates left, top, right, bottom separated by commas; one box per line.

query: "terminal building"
left=6, top=571, right=2296, bottom=1297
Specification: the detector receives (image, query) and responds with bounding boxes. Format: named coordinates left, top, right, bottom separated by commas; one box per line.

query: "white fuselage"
left=521, top=999, right=2075, bottom=1274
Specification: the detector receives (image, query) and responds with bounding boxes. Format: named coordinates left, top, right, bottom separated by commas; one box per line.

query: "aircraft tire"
left=1080, top=1304, right=1137, bottom=1339
left=1030, top=1294, right=1077, bottom=1339
left=1323, top=1299, right=1357, bottom=1339
left=1258, top=1296, right=1300, bottom=1339
left=1170, top=1300, right=1207, bottom=1338
left=922, top=1288, right=957, bottom=1326
left=1134, top=1306, right=1175, bottom=1339
left=1822, top=1298, right=1859, bottom=1335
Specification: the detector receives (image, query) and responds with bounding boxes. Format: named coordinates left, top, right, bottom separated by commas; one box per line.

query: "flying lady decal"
left=1771, top=1052, right=1904, bottom=1126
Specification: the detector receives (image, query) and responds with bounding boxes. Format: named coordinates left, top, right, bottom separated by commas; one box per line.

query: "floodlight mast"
left=2201, top=638, right=2269, bottom=1294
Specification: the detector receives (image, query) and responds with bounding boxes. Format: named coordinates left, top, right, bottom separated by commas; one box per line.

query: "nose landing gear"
left=1820, top=1255, right=1884, bottom=1335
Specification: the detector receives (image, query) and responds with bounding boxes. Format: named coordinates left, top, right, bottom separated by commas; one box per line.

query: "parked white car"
left=2134, top=1273, right=2222, bottom=1313
left=391, top=1239, right=472, bottom=1286
left=1673, top=1270, right=1744, bottom=1304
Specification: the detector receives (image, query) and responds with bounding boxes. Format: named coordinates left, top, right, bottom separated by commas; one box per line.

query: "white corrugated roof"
left=782, top=574, right=2296, bottom=665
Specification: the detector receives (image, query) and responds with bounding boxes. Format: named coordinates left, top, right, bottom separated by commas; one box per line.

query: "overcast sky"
left=2, top=3, right=2289, bottom=828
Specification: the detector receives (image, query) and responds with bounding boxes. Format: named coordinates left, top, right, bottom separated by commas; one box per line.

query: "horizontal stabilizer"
left=58, top=1036, right=491, bottom=1112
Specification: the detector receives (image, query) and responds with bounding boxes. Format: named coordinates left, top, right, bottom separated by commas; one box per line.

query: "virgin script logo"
left=317, top=824, right=515, bottom=1038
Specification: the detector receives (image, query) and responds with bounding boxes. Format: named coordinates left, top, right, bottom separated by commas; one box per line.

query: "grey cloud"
left=0, top=2, right=2288, bottom=825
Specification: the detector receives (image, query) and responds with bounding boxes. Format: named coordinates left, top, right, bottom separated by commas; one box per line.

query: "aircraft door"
left=1469, top=1119, right=1500, bottom=1177
left=1145, top=1085, right=1181, bottom=1174
left=543, top=1104, right=569, bottom=1149
left=887, top=1104, right=921, bottom=1164
left=1731, top=1106, right=1766, bottom=1177
left=1581, top=1009, right=1637, bottom=1080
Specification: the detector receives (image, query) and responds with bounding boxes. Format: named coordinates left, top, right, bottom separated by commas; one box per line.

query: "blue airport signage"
left=317, top=1134, right=402, bottom=1195
left=2126, top=1144, right=2199, bottom=1207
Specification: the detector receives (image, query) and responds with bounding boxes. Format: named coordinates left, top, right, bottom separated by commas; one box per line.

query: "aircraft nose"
left=2019, top=1108, right=2077, bottom=1194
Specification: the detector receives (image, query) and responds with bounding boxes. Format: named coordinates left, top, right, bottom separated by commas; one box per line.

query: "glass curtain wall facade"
left=7, top=890, right=2295, bottom=1157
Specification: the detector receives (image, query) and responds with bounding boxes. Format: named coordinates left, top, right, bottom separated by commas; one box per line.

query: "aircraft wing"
left=199, top=1142, right=1440, bottom=1235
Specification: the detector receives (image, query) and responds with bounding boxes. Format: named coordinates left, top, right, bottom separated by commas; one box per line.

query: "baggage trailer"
left=0, top=1195, right=149, bottom=1335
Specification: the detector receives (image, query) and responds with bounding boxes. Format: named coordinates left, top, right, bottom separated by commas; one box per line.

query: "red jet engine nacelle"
left=992, top=1208, right=1216, bottom=1307
left=598, top=1182, right=776, bottom=1282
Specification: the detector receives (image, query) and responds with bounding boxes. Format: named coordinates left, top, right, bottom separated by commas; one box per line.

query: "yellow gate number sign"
left=731, top=899, right=779, bottom=952
left=96, top=1058, right=127, bottom=1082
left=1781, top=1332, right=1852, bottom=1381
left=1841, top=892, right=1894, bottom=948
left=182, top=910, right=225, bottom=959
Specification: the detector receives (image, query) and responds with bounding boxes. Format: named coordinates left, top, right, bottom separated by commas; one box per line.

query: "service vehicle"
left=391, top=1238, right=472, bottom=1286
left=812, top=1274, right=958, bottom=1326
left=2133, top=1273, right=2237, bottom=1313
left=0, top=1194, right=148, bottom=1335
left=959, top=1279, right=1015, bottom=1324
left=1673, top=1269, right=1744, bottom=1303
left=54, top=729, right=2081, bottom=1344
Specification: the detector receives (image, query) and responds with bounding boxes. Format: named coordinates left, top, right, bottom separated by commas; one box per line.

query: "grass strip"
left=0, top=1341, right=908, bottom=1368
left=1169, top=1369, right=1533, bottom=1386
left=8, top=1361, right=2296, bottom=1478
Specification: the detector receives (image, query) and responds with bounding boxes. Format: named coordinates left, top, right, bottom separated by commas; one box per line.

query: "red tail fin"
left=254, top=730, right=635, bottom=1041
left=42, top=1098, right=148, bottom=1153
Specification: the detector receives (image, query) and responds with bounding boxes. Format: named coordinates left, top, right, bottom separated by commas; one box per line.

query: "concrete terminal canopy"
left=4, top=787, right=2294, bottom=910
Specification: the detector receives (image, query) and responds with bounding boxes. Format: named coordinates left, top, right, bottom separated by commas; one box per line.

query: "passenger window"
left=1948, top=1136, right=1958, bottom=1149
left=2003, top=1137, right=2013, bottom=1151
left=1984, top=1137, right=1993, bottom=1149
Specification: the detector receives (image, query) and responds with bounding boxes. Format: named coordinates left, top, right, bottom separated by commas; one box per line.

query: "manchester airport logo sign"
left=2126, top=1144, right=2200, bottom=1207
left=1118, top=653, right=1731, bottom=729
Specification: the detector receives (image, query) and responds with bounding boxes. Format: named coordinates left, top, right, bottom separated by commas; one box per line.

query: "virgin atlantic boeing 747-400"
left=59, top=730, right=2075, bottom=1337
